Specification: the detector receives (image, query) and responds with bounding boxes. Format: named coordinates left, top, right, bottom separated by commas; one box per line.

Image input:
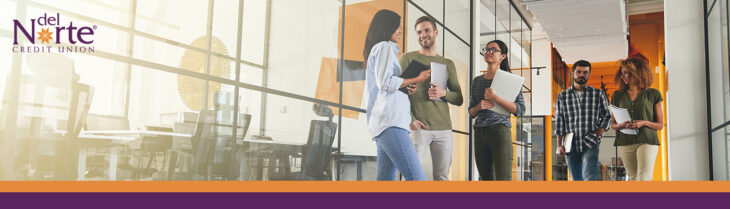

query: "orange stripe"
left=1, top=181, right=729, bottom=193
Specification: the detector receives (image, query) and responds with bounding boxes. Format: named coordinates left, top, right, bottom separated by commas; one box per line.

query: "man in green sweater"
left=399, top=16, right=463, bottom=181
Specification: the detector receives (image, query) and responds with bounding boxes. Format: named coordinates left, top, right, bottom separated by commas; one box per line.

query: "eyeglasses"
left=480, top=47, right=501, bottom=55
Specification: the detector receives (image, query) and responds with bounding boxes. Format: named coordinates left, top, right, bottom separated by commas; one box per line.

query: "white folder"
left=430, top=62, right=447, bottom=102
left=557, top=133, right=574, bottom=154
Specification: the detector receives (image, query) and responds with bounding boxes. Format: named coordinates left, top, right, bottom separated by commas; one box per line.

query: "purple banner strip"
left=0, top=192, right=727, bottom=208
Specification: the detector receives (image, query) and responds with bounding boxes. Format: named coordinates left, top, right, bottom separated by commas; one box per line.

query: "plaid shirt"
left=555, top=85, right=612, bottom=152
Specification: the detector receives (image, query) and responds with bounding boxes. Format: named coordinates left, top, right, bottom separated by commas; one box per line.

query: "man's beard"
left=420, top=38, right=434, bottom=49
left=575, top=78, right=587, bottom=85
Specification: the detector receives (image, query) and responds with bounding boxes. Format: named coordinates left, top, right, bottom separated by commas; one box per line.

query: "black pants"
left=474, top=126, right=513, bottom=181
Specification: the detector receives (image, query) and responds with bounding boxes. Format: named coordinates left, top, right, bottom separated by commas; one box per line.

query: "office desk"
left=82, top=130, right=192, bottom=138
left=76, top=130, right=189, bottom=180
left=238, top=139, right=305, bottom=180
left=334, top=153, right=376, bottom=181
left=75, top=134, right=134, bottom=180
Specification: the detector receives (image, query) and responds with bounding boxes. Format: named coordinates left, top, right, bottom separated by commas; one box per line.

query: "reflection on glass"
left=249, top=94, right=338, bottom=181
left=445, top=0, right=470, bottom=41
left=212, top=0, right=240, bottom=60
left=0, top=0, right=513, bottom=182
left=707, top=0, right=730, bottom=181
left=708, top=0, right=726, bottom=128
left=266, top=0, right=340, bottom=97
left=411, top=0, right=444, bottom=22
left=26, top=0, right=132, bottom=28
left=135, top=0, right=209, bottom=50
left=444, top=33, right=469, bottom=133
left=241, top=0, right=267, bottom=66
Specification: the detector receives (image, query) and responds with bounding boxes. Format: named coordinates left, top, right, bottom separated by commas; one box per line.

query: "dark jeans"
left=565, top=144, right=600, bottom=181
left=474, top=126, right=513, bottom=181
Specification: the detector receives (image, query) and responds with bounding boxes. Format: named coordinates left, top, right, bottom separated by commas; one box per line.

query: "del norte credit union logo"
left=12, top=13, right=96, bottom=53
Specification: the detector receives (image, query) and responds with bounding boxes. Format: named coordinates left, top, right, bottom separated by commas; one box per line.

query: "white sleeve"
left=372, top=43, right=404, bottom=94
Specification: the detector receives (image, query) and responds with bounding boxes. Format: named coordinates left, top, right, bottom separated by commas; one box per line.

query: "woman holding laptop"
left=468, top=40, right=525, bottom=181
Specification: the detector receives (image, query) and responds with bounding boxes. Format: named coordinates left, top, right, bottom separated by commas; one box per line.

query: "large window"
left=0, top=0, right=537, bottom=181
left=705, top=0, right=730, bottom=181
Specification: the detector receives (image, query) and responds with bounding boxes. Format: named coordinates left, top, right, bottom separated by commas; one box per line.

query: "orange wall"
left=557, top=12, right=667, bottom=181
left=314, top=0, right=404, bottom=119
left=628, top=12, right=667, bottom=181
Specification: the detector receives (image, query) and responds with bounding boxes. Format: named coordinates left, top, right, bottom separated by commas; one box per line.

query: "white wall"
left=531, top=38, right=552, bottom=116
left=665, top=0, right=710, bottom=180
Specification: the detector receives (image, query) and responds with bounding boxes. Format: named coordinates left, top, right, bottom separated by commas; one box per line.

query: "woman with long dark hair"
left=610, top=57, right=664, bottom=181
left=468, top=40, right=525, bottom=180
left=363, top=9, right=430, bottom=181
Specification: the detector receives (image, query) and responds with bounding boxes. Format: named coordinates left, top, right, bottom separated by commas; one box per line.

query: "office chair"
left=268, top=103, right=337, bottom=181
left=117, top=133, right=172, bottom=180
left=189, top=91, right=242, bottom=180
left=9, top=53, right=91, bottom=180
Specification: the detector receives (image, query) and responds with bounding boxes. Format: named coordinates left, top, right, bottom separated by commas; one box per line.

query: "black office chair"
left=117, top=132, right=173, bottom=180
left=190, top=91, right=243, bottom=180
left=269, top=103, right=337, bottom=181
left=190, top=109, right=220, bottom=180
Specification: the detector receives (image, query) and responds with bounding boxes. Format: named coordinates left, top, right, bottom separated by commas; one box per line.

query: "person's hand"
left=478, top=99, right=494, bottom=110
left=410, top=120, right=428, bottom=130
left=594, top=128, right=605, bottom=139
left=629, top=120, right=649, bottom=129
left=484, top=88, right=499, bottom=101
left=428, top=83, right=446, bottom=100
left=415, top=69, right=432, bottom=82
left=556, top=146, right=566, bottom=155
left=618, top=121, right=631, bottom=129
left=406, top=84, right=417, bottom=95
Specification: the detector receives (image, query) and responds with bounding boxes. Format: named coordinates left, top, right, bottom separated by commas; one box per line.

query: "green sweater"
left=399, top=51, right=464, bottom=131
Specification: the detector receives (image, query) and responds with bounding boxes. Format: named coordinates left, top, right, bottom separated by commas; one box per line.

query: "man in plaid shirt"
left=555, top=60, right=612, bottom=181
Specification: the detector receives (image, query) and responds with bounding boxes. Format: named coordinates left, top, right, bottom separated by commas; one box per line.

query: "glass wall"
left=0, top=0, right=538, bottom=181
left=706, top=0, right=730, bottom=181
left=402, top=0, right=472, bottom=181
left=478, top=0, right=538, bottom=181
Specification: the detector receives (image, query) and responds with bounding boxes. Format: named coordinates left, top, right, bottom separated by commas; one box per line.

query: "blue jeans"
left=565, top=144, right=600, bottom=181
left=374, top=127, right=426, bottom=181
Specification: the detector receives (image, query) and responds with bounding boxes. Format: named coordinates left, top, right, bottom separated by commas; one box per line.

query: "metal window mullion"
left=259, top=0, right=272, bottom=137
left=123, top=0, right=137, bottom=119
left=705, top=0, right=716, bottom=180
left=468, top=0, right=475, bottom=181
left=336, top=0, right=346, bottom=181
left=407, top=0, right=469, bottom=47
left=203, top=0, right=215, bottom=111
left=232, top=0, right=245, bottom=141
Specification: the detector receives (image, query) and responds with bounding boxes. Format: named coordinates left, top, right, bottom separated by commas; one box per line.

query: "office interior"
left=0, top=0, right=725, bottom=181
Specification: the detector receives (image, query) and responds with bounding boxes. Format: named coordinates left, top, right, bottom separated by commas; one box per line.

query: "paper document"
left=556, top=133, right=574, bottom=154
left=430, top=62, right=447, bottom=101
left=609, top=105, right=638, bottom=135
left=487, top=70, right=525, bottom=116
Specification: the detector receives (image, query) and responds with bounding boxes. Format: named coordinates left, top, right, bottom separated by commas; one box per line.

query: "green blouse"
left=611, top=88, right=663, bottom=146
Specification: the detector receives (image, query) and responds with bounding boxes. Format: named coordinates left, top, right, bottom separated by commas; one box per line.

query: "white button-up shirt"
left=366, top=41, right=411, bottom=138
